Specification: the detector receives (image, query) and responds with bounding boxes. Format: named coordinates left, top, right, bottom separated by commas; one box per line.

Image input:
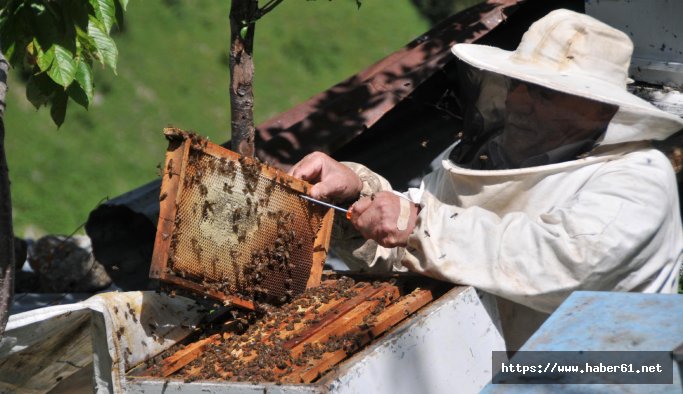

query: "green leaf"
left=3, top=41, right=16, bottom=64
left=75, top=59, right=94, bottom=101
left=0, top=11, right=18, bottom=60
left=71, top=59, right=94, bottom=107
left=26, top=72, right=57, bottom=110
left=1, top=2, right=31, bottom=65
left=46, top=45, right=78, bottom=87
left=89, top=0, right=116, bottom=32
left=67, top=80, right=89, bottom=108
left=118, top=0, right=128, bottom=11
left=87, top=16, right=118, bottom=72
left=50, top=89, right=68, bottom=127
left=114, top=0, right=125, bottom=30
left=26, top=80, right=47, bottom=110
left=29, top=1, right=46, bottom=13
left=76, top=26, right=98, bottom=57
left=33, top=39, right=54, bottom=73
left=32, top=3, right=61, bottom=48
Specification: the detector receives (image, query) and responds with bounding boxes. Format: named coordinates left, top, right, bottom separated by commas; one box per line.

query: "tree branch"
left=257, top=0, right=285, bottom=19
left=229, top=0, right=259, bottom=157
left=0, top=53, right=15, bottom=337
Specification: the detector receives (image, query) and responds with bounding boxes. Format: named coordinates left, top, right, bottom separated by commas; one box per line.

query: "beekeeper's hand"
left=288, top=152, right=362, bottom=203
left=349, top=191, right=419, bottom=247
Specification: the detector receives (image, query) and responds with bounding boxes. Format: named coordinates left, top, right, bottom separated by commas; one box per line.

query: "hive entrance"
left=150, top=128, right=334, bottom=309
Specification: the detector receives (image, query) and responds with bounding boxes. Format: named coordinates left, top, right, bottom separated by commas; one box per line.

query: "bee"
left=206, top=159, right=216, bottom=173
left=232, top=208, right=242, bottom=223
left=166, top=159, right=174, bottom=179
left=264, top=182, right=275, bottom=196
left=211, top=257, right=218, bottom=275
left=202, top=200, right=214, bottom=219
left=226, top=161, right=237, bottom=179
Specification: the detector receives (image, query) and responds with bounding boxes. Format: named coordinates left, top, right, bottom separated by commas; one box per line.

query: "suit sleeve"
left=330, top=162, right=406, bottom=273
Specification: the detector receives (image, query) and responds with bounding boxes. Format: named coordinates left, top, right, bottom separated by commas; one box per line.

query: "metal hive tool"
left=150, top=128, right=334, bottom=309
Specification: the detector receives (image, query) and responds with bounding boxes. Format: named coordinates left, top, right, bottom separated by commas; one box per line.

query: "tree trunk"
left=229, top=0, right=259, bottom=157
left=0, top=53, right=14, bottom=337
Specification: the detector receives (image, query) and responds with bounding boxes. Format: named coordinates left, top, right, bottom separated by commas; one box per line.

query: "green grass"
left=5, top=0, right=430, bottom=236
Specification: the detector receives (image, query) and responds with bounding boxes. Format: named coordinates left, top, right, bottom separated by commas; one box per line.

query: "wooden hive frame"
left=131, top=276, right=442, bottom=383
left=149, top=128, right=334, bottom=310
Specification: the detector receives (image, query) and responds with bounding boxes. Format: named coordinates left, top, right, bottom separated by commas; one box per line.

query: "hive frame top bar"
left=149, top=128, right=334, bottom=310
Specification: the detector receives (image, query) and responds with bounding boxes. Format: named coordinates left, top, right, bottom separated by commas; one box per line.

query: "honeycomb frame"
left=150, top=128, right=334, bottom=309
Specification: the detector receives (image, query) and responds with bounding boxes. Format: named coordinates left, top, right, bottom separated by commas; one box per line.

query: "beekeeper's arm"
left=288, top=152, right=405, bottom=272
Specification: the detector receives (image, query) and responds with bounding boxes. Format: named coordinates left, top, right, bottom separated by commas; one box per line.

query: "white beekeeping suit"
left=332, top=9, right=683, bottom=349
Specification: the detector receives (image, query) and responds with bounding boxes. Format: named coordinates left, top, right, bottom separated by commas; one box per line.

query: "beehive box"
left=129, top=275, right=448, bottom=384
left=150, top=128, right=335, bottom=309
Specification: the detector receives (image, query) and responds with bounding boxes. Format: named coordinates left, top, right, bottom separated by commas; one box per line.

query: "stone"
left=28, top=235, right=112, bottom=292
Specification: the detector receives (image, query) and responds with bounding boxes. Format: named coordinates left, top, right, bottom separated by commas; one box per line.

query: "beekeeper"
left=289, top=9, right=683, bottom=348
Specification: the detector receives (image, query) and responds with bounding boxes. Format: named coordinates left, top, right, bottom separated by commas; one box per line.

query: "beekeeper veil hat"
left=451, top=8, right=683, bottom=145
